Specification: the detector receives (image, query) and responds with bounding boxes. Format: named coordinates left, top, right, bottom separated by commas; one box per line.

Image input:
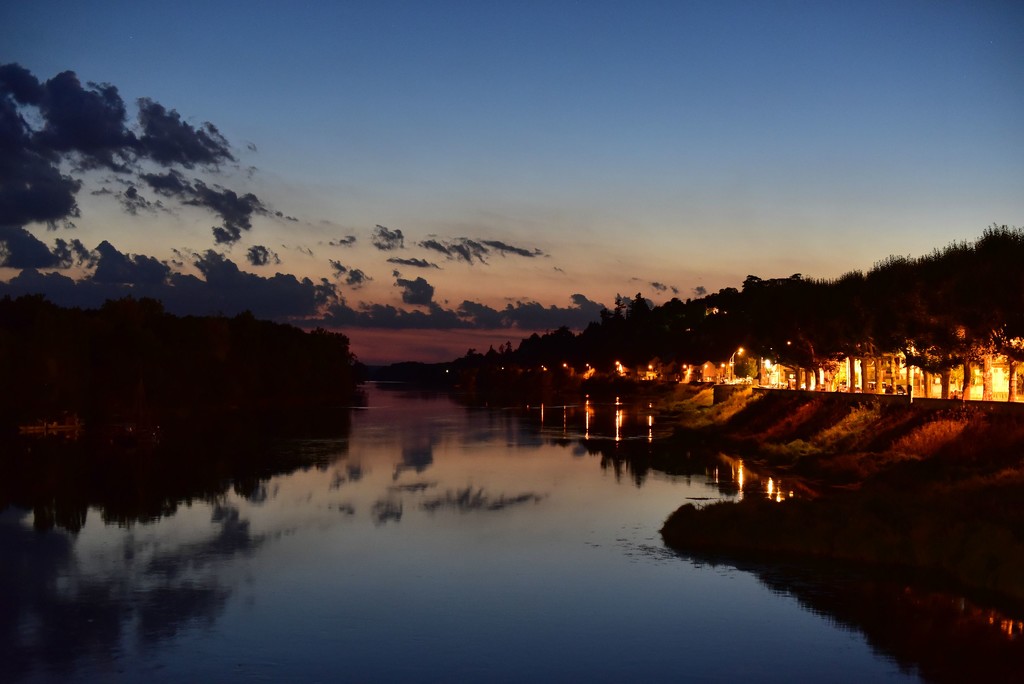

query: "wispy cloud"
left=419, top=237, right=544, bottom=265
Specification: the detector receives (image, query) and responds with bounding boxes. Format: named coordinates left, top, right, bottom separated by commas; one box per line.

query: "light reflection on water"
left=0, top=384, right=977, bottom=682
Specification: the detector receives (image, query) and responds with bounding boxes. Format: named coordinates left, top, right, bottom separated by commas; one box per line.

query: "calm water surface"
left=1, top=384, right=943, bottom=681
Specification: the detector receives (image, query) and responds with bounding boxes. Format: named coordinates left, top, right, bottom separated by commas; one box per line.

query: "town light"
left=728, top=347, right=744, bottom=381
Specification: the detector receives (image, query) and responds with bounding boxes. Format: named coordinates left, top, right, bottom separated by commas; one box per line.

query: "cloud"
left=92, top=240, right=170, bottom=285
left=371, top=225, right=404, bottom=251
left=344, top=269, right=370, bottom=288
left=480, top=239, right=544, bottom=258
left=0, top=62, right=267, bottom=242
left=1, top=244, right=339, bottom=320
left=328, top=259, right=371, bottom=289
left=141, top=171, right=268, bottom=245
left=0, top=225, right=90, bottom=269
left=316, top=292, right=604, bottom=331
left=34, top=70, right=136, bottom=171
left=135, top=97, right=234, bottom=168
left=420, top=237, right=487, bottom=264
left=396, top=276, right=434, bottom=306
left=184, top=250, right=337, bottom=318
left=246, top=245, right=280, bottom=266
left=387, top=257, right=439, bottom=269
left=329, top=236, right=357, bottom=247
left=419, top=237, right=544, bottom=265
left=693, top=285, right=707, bottom=297
left=116, top=183, right=163, bottom=215
left=0, top=67, right=82, bottom=226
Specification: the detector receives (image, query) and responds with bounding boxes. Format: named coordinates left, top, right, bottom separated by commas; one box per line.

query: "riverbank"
left=659, top=387, right=1024, bottom=603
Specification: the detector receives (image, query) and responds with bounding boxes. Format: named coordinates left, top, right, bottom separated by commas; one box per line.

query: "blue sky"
left=2, top=1, right=1022, bottom=363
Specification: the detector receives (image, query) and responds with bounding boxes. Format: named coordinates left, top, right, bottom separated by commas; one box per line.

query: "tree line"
left=0, top=295, right=360, bottom=427
left=450, top=225, right=1024, bottom=400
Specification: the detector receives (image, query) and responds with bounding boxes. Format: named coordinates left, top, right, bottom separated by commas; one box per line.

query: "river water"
left=3, top=383, right=1021, bottom=682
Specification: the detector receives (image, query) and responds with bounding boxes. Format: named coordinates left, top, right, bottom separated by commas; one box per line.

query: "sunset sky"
left=2, top=2, right=1022, bottom=364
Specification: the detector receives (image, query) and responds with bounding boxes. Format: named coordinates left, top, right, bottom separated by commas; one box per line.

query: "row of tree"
left=451, top=225, right=1024, bottom=400
left=0, top=295, right=360, bottom=426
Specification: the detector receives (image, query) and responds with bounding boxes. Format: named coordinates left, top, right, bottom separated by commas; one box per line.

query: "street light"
left=728, top=347, right=744, bottom=382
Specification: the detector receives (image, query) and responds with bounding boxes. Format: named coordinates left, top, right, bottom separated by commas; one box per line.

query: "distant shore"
left=658, top=386, right=1024, bottom=603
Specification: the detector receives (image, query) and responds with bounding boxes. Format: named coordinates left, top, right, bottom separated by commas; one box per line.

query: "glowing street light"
left=728, top=347, right=744, bottom=381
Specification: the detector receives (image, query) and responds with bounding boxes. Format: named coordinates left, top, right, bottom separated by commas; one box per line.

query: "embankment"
left=660, top=388, right=1024, bottom=602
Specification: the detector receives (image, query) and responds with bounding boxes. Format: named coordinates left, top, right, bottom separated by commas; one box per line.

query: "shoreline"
left=657, top=386, right=1024, bottom=604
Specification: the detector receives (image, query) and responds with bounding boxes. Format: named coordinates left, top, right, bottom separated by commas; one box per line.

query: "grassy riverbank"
left=659, top=387, right=1024, bottom=603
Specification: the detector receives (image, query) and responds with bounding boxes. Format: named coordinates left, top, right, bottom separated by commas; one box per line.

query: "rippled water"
left=0, top=384, right=973, bottom=682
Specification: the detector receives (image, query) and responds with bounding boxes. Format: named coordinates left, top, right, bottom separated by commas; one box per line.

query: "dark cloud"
left=480, top=239, right=544, bottom=258
left=315, top=293, right=604, bottom=331
left=246, top=245, right=280, bottom=267
left=344, top=269, right=370, bottom=288
left=456, top=300, right=505, bottom=328
left=1, top=244, right=339, bottom=320
left=136, top=98, right=234, bottom=168
left=35, top=71, right=135, bottom=171
left=420, top=237, right=486, bottom=264
left=273, top=211, right=298, bottom=222
left=117, top=183, right=162, bottom=215
left=142, top=172, right=267, bottom=245
left=329, top=259, right=370, bottom=289
left=1, top=229, right=606, bottom=333
left=52, top=237, right=93, bottom=269
left=637, top=280, right=678, bottom=295
left=0, top=225, right=54, bottom=268
left=92, top=240, right=170, bottom=285
left=693, top=285, right=707, bottom=297
left=0, top=226, right=91, bottom=270
left=330, top=235, right=357, bottom=247
left=419, top=237, right=543, bottom=265
left=0, top=63, right=44, bottom=104
left=396, top=276, right=434, bottom=306
left=185, top=250, right=337, bottom=318
left=0, top=72, right=82, bottom=226
left=371, top=225, right=404, bottom=251
left=387, top=257, right=439, bottom=269
left=0, top=63, right=268, bottom=242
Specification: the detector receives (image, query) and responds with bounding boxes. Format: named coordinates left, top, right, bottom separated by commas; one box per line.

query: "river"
left=3, top=383, right=1021, bottom=682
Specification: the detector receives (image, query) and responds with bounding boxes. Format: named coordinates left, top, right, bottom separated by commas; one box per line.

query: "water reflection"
left=685, top=552, right=1024, bottom=683
left=0, top=501, right=263, bottom=682
left=0, top=408, right=352, bottom=533
left=1, top=385, right=1020, bottom=681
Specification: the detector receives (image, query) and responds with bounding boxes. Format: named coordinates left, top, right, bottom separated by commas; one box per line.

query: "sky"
left=1, top=1, right=1022, bottom=364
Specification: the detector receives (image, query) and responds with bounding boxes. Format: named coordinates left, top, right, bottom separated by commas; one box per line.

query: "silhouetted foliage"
left=442, top=226, right=1024, bottom=397
left=0, top=295, right=358, bottom=427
